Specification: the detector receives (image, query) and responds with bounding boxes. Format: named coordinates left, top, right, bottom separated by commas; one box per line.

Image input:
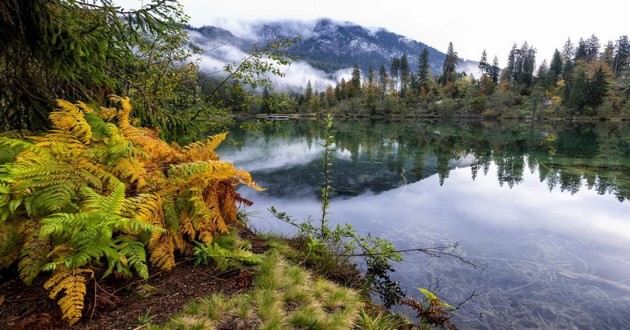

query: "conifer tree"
left=490, top=56, right=500, bottom=84
left=418, top=48, right=430, bottom=86
left=602, top=41, right=615, bottom=66
left=440, top=42, right=459, bottom=85
left=351, top=64, right=362, bottom=96
left=479, top=50, right=489, bottom=75
left=614, top=35, right=630, bottom=75
left=378, top=64, right=388, bottom=97
left=548, top=49, right=563, bottom=85
left=305, top=80, right=313, bottom=101
left=390, top=57, right=401, bottom=91
left=399, top=54, right=410, bottom=96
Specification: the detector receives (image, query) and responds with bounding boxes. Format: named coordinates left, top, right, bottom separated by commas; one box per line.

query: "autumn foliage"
left=0, top=96, right=260, bottom=325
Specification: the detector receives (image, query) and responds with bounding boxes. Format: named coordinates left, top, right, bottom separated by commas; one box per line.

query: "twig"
left=338, top=245, right=478, bottom=269
left=90, top=276, right=97, bottom=321
left=454, top=289, right=480, bottom=310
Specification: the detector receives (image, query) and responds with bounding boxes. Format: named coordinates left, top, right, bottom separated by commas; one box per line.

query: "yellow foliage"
left=44, top=268, right=92, bottom=325
left=0, top=96, right=260, bottom=326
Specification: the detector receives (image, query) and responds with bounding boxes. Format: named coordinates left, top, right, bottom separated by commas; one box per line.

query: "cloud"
left=190, top=28, right=351, bottom=92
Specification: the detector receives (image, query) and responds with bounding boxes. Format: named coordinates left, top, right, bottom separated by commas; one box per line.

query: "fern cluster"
left=0, top=97, right=260, bottom=325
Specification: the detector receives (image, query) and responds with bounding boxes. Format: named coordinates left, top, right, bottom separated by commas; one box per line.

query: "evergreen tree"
left=351, top=64, right=362, bottom=97
left=399, top=54, right=410, bottom=96
left=490, top=56, right=500, bottom=84
left=262, top=87, right=272, bottom=114
left=585, top=34, right=600, bottom=62
left=390, top=57, right=401, bottom=91
left=602, top=41, right=615, bottom=66
left=440, top=42, right=459, bottom=85
left=588, top=65, right=610, bottom=108
left=339, top=78, right=348, bottom=99
left=562, top=38, right=575, bottom=80
left=574, top=38, right=588, bottom=62
left=614, top=35, right=630, bottom=75
left=418, top=48, right=430, bottom=86
left=305, top=80, right=313, bottom=101
left=479, top=50, right=489, bottom=75
left=506, top=44, right=518, bottom=84
left=378, top=64, right=388, bottom=97
left=548, top=49, right=563, bottom=85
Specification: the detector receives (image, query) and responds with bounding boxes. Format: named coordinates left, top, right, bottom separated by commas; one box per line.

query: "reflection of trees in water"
left=227, top=119, right=630, bottom=201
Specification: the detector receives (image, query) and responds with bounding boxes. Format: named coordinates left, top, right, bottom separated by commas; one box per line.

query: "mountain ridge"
left=188, top=19, right=479, bottom=89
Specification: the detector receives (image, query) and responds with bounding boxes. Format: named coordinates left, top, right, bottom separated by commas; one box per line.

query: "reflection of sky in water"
left=220, top=136, right=630, bottom=329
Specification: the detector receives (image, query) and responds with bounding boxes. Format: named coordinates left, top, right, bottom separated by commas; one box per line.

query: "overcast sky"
left=120, top=0, right=627, bottom=65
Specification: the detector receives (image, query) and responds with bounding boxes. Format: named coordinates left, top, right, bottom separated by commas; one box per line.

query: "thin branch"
left=454, top=289, right=480, bottom=310
left=339, top=245, right=478, bottom=269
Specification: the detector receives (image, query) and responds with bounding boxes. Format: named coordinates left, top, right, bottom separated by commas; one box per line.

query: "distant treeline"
left=241, top=36, right=630, bottom=119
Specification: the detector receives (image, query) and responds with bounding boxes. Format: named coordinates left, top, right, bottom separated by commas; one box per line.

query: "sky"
left=119, top=0, right=629, bottom=65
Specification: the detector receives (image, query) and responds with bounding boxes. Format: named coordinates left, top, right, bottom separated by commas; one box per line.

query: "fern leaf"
left=44, top=268, right=91, bottom=325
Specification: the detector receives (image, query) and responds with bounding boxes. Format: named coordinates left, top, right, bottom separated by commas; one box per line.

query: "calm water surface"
left=218, top=119, right=630, bottom=329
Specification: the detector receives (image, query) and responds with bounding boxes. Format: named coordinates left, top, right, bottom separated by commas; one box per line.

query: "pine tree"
left=440, top=42, right=459, bottom=85
left=574, top=38, right=588, bottom=62
left=548, top=49, right=563, bottom=86
left=506, top=44, right=518, bottom=84
left=262, top=87, right=272, bottom=114
left=602, top=41, right=615, bottom=66
left=351, top=64, right=362, bottom=97
left=418, top=48, right=430, bottom=86
left=588, top=65, right=610, bottom=108
left=585, top=34, right=600, bottom=62
left=390, top=57, right=401, bottom=92
left=479, top=50, right=489, bottom=75
left=305, top=81, right=313, bottom=101
left=614, top=35, right=630, bottom=75
left=536, top=60, right=549, bottom=88
left=562, top=38, right=575, bottom=80
left=378, top=64, right=388, bottom=97
left=399, top=54, right=410, bottom=96
left=490, top=56, right=500, bottom=84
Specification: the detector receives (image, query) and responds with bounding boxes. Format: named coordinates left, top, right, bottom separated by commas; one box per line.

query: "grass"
left=154, top=250, right=366, bottom=330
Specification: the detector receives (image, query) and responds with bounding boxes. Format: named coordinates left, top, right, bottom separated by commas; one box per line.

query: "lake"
left=218, top=119, right=630, bottom=329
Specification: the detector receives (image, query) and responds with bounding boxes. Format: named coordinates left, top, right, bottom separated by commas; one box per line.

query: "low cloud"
left=190, top=29, right=350, bottom=92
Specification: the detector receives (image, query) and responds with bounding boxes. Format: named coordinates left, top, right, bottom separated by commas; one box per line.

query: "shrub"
left=0, top=97, right=260, bottom=325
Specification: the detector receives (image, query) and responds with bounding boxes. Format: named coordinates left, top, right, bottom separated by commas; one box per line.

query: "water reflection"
left=219, top=119, right=630, bottom=329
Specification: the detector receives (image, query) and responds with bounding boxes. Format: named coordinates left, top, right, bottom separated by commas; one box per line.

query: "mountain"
left=188, top=19, right=478, bottom=89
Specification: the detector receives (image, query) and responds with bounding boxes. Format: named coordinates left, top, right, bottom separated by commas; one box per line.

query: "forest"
left=258, top=37, right=630, bottom=119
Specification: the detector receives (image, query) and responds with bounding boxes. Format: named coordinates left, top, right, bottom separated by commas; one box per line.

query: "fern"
left=44, top=267, right=92, bottom=325
left=193, top=240, right=262, bottom=271
left=0, top=97, right=260, bottom=325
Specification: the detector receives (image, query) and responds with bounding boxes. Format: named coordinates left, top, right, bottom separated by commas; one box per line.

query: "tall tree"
left=585, top=34, right=600, bottom=62
left=490, top=56, right=500, bottom=84
left=574, top=38, right=588, bottom=62
left=305, top=80, right=313, bottom=101
left=562, top=38, right=575, bottom=80
left=548, top=49, right=563, bottom=86
left=614, top=35, right=630, bottom=75
left=378, top=64, right=388, bottom=97
left=440, top=42, right=459, bottom=85
left=418, top=48, right=430, bottom=86
left=602, top=41, right=615, bottom=66
left=479, top=50, right=489, bottom=75
left=390, top=57, right=401, bottom=91
left=350, top=64, right=362, bottom=97
left=399, top=54, right=410, bottom=96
